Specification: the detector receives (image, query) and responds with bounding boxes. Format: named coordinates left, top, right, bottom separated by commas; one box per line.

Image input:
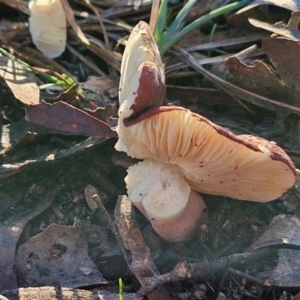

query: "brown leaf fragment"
left=224, top=56, right=298, bottom=104
left=224, top=53, right=300, bottom=106
left=79, top=76, right=119, bottom=99
left=114, top=195, right=171, bottom=300
left=44, top=84, right=81, bottom=108
left=25, top=101, right=117, bottom=137
left=15, top=224, right=106, bottom=287
left=173, top=45, right=300, bottom=114
left=248, top=18, right=300, bottom=40
left=248, top=214, right=300, bottom=251
left=0, top=53, right=40, bottom=105
left=262, top=38, right=300, bottom=89
left=267, top=249, right=300, bottom=287
left=84, top=105, right=116, bottom=124
left=0, top=185, right=61, bottom=290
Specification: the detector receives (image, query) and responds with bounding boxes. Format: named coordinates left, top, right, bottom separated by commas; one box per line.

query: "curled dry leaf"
left=29, top=0, right=66, bottom=58
left=0, top=53, right=40, bottom=105
left=225, top=38, right=300, bottom=108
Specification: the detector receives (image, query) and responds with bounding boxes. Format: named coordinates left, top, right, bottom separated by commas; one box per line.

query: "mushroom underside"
left=117, top=108, right=296, bottom=202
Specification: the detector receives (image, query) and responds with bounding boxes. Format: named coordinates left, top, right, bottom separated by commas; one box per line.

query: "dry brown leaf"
left=0, top=185, right=61, bottom=290
left=15, top=223, right=105, bottom=287
left=224, top=38, right=300, bottom=107
left=248, top=18, right=300, bottom=40
left=0, top=53, right=40, bottom=105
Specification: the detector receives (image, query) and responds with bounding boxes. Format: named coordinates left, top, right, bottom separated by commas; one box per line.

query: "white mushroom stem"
left=125, top=159, right=207, bottom=242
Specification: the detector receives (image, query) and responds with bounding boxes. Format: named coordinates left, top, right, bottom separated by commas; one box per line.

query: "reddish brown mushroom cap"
left=117, top=106, right=296, bottom=202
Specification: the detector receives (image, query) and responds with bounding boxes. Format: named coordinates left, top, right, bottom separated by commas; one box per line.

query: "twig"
left=84, top=185, right=131, bottom=268
left=139, top=247, right=277, bottom=296
left=114, top=195, right=171, bottom=300
left=66, top=44, right=106, bottom=76
left=226, top=268, right=265, bottom=285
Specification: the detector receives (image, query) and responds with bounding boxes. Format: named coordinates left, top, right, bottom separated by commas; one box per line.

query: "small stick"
left=84, top=184, right=131, bottom=268
left=114, top=195, right=171, bottom=300
left=139, top=247, right=277, bottom=295
left=226, top=268, right=265, bottom=285
left=92, top=194, right=131, bottom=268
left=149, top=0, right=160, bottom=33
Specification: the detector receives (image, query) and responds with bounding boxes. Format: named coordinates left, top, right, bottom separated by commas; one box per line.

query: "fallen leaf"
left=248, top=18, right=300, bottom=40
left=224, top=38, right=300, bottom=107
left=249, top=214, right=300, bottom=250
left=44, top=84, right=81, bottom=108
left=267, top=249, right=300, bottom=287
left=26, top=101, right=117, bottom=137
left=0, top=185, right=61, bottom=290
left=15, top=223, right=105, bottom=287
left=0, top=53, right=39, bottom=105
left=262, top=38, right=300, bottom=89
left=79, top=76, right=118, bottom=99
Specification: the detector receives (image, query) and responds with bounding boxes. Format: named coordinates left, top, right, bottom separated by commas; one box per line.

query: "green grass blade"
left=154, top=0, right=168, bottom=42
left=159, top=0, right=252, bottom=55
left=118, top=278, right=124, bottom=300
left=165, top=0, right=198, bottom=37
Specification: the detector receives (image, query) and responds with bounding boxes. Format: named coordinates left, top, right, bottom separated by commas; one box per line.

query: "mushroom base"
left=149, top=190, right=207, bottom=242
left=125, top=159, right=207, bottom=242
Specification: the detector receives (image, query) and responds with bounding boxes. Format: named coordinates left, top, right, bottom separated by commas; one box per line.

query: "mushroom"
left=125, top=159, right=207, bottom=242
left=116, top=21, right=296, bottom=241
left=118, top=20, right=165, bottom=126
left=29, top=0, right=66, bottom=59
